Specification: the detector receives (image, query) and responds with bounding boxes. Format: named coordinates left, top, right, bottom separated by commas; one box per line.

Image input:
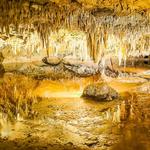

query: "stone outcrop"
left=64, top=60, right=98, bottom=76
left=18, top=61, right=98, bottom=78
left=64, top=64, right=98, bottom=76
left=82, top=82, right=119, bottom=101
left=41, top=57, right=99, bottom=77
left=15, top=57, right=131, bottom=78
left=18, top=63, right=74, bottom=79
left=42, top=56, right=62, bottom=66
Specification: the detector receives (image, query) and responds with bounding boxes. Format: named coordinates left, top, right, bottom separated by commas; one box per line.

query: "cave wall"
left=0, top=0, right=149, bottom=64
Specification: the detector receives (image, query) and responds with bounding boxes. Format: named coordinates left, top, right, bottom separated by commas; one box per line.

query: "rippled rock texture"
left=83, top=82, right=119, bottom=101
left=17, top=57, right=124, bottom=78
left=64, top=62, right=98, bottom=77
left=18, top=63, right=75, bottom=79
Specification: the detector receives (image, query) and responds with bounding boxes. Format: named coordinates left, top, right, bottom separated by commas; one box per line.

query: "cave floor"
left=0, top=73, right=150, bottom=150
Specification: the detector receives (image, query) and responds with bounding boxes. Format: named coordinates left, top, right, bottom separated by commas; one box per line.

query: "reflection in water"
left=104, top=105, right=121, bottom=123
left=0, top=113, right=11, bottom=138
left=0, top=74, right=149, bottom=150
left=112, top=93, right=150, bottom=150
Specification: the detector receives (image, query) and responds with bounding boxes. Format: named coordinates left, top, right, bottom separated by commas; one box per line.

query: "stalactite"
left=0, top=0, right=149, bottom=62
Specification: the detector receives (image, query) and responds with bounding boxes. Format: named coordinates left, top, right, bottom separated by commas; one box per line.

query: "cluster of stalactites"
left=0, top=0, right=149, bottom=62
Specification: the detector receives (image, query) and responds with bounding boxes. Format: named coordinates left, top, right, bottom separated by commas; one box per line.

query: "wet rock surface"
left=18, top=63, right=74, bottom=79
left=4, top=57, right=146, bottom=79
left=13, top=59, right=99, bottom=78
left=83, top=83, right=119, bottom=101
left=0, top=93, right=149, bottom=150
left=15, top=58, right=129, bottom=79
left=64, top=63, right=98, bottom=77
left=0, top=97, right=121, bottom=150
left=43, top=57, right=99, bottom=77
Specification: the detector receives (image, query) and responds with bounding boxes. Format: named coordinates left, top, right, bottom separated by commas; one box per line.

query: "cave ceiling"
left=0, top=0, right=149, bottom=61
left=0, top=0, right=149, bottom=31
left=31, top=0, right=150, bottom=10
left=0, top=0, right=149, bottom=26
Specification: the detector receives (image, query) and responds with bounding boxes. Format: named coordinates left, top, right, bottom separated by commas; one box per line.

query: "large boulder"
left=82, top=82, right=119, bottom=101
left=42, top=56, right=62, bottom=66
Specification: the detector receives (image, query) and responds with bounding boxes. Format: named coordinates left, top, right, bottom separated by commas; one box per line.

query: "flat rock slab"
left=64, top=64, right=98, bottom=77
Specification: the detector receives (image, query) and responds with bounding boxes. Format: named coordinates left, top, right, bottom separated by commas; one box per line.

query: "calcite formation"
left=0, top=0, right=149, bottom=63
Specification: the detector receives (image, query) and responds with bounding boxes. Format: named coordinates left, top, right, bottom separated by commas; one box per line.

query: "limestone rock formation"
left=64, top=61, right=98, bottom=76
left=18, top=59, right=98, bottom=78
left=18, top=63, right=74, bottom=79
left=42, top=57, right=99, bottom=77
left=64, top=64, right=98, bottom=76
left=42, top=56, right=62, bottom=66
left=16, top=56, right=136, bottom=78
left=19, top=64, right=45, bottom=75
left=82, top=82, right=119, bottom=101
